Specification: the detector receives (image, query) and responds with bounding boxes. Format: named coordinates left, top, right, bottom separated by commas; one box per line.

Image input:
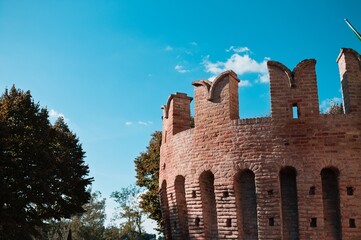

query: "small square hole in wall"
left=226, top=218, right=232, bottom=227
left=349, top=218, right=356, bottom=228
left=195, top=217, right=200, bottom=227
left=309, top=186, right=316, bottom=195
left=292, top=103, right=299, bottom=119
left=269, top=217, right=274, bottom=226
left=347, top=186, right=354, bottom=195
left=192, top=190, right=196, bottom=198
left=223, top=191, right=229, bottom=198
left=268, top=189, right=273, bottom=195
left=310, top=218, right=317, bottom=227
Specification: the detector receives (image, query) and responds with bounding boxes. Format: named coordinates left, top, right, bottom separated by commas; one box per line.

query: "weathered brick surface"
left=159, top=48, right=361, bottom=240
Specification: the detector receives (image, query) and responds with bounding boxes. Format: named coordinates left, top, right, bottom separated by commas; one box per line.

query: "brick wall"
left=159, top=48, right=361, bottom=240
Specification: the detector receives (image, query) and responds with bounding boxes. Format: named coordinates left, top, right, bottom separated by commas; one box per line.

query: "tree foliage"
left=39, top=190, right=106, bottom=240
left=111, top=185, right=144, bottom=238
left=74, top=190, right=106, bottom=240
left=326, top=101, right=344, bottom=115
left=0, top=86, right=92, bottom=239
left=134, top=131, right=163, bottom=233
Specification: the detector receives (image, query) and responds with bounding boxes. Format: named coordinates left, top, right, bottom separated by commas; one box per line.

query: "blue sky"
left=1, top=0, right=360, bottom=233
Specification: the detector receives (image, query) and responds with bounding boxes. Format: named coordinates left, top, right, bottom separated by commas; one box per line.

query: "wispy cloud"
left=257, top=72, right=270, bottom=83
left=226, top=46, right=250, bottom=53
left=125, top=121, right=153, bottom=126
left=165, top=45, right=173, bottom=51
left=175, top=64, right=190, bottom=73
left=203, top=48, right=269, bottom=86
left=320, top=97, right=342, bottom=113
left=190, top=41, right=198, bottom=46
left=49, top=109, right=69, bottom=123
left=239, top=80, right=252, bottom=87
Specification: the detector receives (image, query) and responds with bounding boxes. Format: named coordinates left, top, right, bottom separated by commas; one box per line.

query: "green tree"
left=134, top=131, right=163, bottom=233
left=326, top=101, right=344, bottom=114
left=73, top=190, right=106, bottom=240
left=111, top=185, right=144, bottom=238
left=39, top=190, right=106, bottom=240
left=103, top=225, right=123, bottom=240
left=0, top=86, right=92, bottom=239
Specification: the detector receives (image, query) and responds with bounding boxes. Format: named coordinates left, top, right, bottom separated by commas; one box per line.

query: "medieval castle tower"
left=159, top=48, right=361, bottom=240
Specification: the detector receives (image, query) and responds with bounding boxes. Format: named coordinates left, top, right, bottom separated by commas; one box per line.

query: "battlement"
left=162, top=48, right=361, bottom=143
left=337, top=48, right=361, bottom=114
left=159, top=48, right=361, bottom=240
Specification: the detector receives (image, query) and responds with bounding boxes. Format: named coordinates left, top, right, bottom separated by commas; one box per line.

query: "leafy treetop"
left=0, top=86, right=92, bottom=239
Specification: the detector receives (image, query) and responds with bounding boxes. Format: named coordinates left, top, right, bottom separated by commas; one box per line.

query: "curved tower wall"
left=160, top=48, right=361, bottom=240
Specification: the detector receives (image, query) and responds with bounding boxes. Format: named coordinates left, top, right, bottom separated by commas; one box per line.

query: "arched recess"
left=234, top=169, right=258, bottom=240
left=160, top=180, right=172, bottom=239
left=279, top=166, right=299, bottom=240
left=321, top=167, right=342, bottom=239
left=199, top=171, right=218, bottom=240
left=174, top=175, right=189, bottom=239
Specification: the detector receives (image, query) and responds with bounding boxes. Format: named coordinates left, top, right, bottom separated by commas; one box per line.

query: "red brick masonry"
left=159, top=48, right=361, bottom=240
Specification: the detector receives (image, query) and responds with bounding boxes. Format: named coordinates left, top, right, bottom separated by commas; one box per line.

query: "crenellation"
left=192, top=71, right=240, bottom=129
left=337, top=48, right=361, bottom=114
left=268, top=59, right=319, bottom=121
left=161, top=92, right=193, bottom=142
left=159, top=48, right=361, bottom=239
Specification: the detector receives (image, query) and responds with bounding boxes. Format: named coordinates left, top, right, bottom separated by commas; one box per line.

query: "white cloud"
left=184, top=50, right=193, bottom=55
left=257, top=72, right=270, bottom=83
left=49, top=109, right=69, bottom=123
left=320, top=97, right=343, bottom=113
left=239, top=80, right=252, bottom=87
left=175, top=65, right=190, bottom=73
left=126, top=121, right=153, bottom=126
left=165, top=45, right=173, bottom=51
left=208, top=75, right=216, bottom=82
left=190, top=41, right=198, bottom=46
left=138, top=121, right=153, bottom=126
left=226, top=46, right=250, bottom=53
left=203, top=51, right=269, bottom=84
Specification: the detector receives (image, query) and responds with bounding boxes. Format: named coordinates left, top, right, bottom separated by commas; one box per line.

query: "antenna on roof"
left=344, top=18, right=361, bottom=42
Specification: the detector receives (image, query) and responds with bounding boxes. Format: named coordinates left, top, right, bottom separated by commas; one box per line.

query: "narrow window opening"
left=321, top=168, right=341, bottom=238
left=310, top=218, right=317, bottom=227
left=164, top=131, right=167, bottom=143
left=226, top=218, right=232, bottom=227
left=223, top=191, right=229, bottom=198
left=280, top=167, right=299, bottom=239
left=269, top=217, right=275, bottom=226
left=163, top=163, right=166, bottom=170
left=234, top=170, right=258, bottom=239
left=195, top=217, right=200, bottom=227
left=267, top=189, right=273, bottom=195
left=309, top=186, right=316, bottom=195
left=192, top=190, right=196, bottom=198
left=160, top=181, right=172, bottom=239
left=199, top=171, right=218, bottom=239
left=174, top=175, right=188, bottom=238
left=349, top=218, right=356, bottom=228
left=174, top=221, right=177, bottom=228
left=292, top=104, right=299, bottom=119
left=347, top=186, right=354, bottom=195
